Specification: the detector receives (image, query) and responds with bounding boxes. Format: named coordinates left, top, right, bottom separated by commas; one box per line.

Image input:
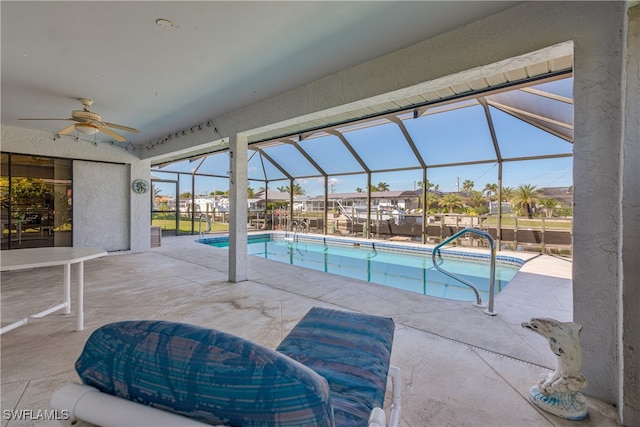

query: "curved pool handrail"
left=432, top=227, right=497, bottom=316
left=198, top=214, right=212, bottom=237
left=367, top=242, right=378, bottom=260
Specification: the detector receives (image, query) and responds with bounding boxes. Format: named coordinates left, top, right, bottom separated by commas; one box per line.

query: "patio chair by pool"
left=51, top=307, right=401, bottom=427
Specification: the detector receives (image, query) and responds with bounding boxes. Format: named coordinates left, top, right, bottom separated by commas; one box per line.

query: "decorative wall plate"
left=131, top=179, right=150, bottom=194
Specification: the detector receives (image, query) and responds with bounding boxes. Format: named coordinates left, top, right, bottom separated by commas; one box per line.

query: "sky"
left=153, top=145, right=573, bottom=199
left=153, top=110, right=573, bottom=197
left=152, top=79, right=574, bottom=198
left=292, top=157, right=572, bottom=196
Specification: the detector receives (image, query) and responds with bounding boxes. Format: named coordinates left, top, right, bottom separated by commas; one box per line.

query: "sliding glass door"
left=1, top=154, right=72, bottom=249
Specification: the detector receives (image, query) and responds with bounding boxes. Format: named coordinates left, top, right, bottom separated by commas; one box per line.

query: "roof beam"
left=477, top=97, right=503, bottom=163
left=388, top=117, right=427, bottom=169
left=486, top=101, right=574, bottom=143
left=285, top=138, right=328, bottom=177
left=486, top=100, right=573, bottom=130
left=251, top=70, right=572, bottom=146
left=252, top=148, right=292, bottom=180
left=326, top=129, right=370, bottom=174
left=520, top=87, right=573, bottom=104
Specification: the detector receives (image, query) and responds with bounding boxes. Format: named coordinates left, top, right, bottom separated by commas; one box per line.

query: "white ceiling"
left=1, top=1, right=523, bottom=149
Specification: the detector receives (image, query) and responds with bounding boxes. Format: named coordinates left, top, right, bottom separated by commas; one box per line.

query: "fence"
left=163, top=206, right=572, bottom=255
left=326, top=213, right=572, bottom=255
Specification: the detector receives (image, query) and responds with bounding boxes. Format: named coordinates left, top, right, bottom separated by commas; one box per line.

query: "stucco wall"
left=569, top=2, right=626, bottom=409
left=1, top=126, right=151, bottom=252
left=73, top=160, right=129, bottom=251
left=129, top=160, right=151, bottom=253
left=621, top=5, right=640, bottom=425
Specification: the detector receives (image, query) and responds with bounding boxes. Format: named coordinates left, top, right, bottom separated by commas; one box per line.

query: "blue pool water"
left=199, top=234, right=523, bottom=302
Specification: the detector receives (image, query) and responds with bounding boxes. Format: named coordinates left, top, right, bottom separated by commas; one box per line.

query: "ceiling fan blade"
left=19, top=100, right=135, bottom=144
left=57, top=124, right=77, bottom=135
left=99, top=126, right=126, bottom=142
left=103, top=122, right=139, bottom=134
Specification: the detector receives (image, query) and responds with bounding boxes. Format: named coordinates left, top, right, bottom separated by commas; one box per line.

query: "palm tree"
left=483, top=183, right=498, bottom=201
left=424, top=192, right=439, bottom=211
left=355, top=187, right=364, bottom=193
left=539, top=197, right=558, bottom=218
left=439, top=193, right=463, bottom=213
left=247, top=186, right=255, bottom=198
left=291, top=183, right=306, bottom=195
left=513, top=184, right=539, bottom=218
left=417, top=179, right=439, bottom=191
left=468, top=190, right=485, bottom=209
left=376, top=182, right=390, bottom=192
left=501, top=186, right=515, bottom=203
left=276, top=184, right=306, bottom=195
left=462, top=179, right=474, bottom=192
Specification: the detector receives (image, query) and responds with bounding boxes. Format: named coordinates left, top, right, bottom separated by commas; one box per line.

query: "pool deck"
left=1, top=235, right=621, bottom=426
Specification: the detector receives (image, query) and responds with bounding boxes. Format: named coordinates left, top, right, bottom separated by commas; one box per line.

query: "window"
left=1, top=153, right=72, bottom=249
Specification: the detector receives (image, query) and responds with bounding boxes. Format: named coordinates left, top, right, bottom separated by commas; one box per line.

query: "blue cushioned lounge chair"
left=51, top=307, right=401, bottom=427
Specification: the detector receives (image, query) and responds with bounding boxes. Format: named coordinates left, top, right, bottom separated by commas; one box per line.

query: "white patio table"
left=0, top=247, right=107, bottom=334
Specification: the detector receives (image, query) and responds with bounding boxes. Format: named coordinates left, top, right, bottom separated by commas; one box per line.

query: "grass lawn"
left=152, top=216, right=229, bottom=233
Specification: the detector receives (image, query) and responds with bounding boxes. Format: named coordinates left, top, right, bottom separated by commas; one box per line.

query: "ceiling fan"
left=19, top=98, right=139, bottom=142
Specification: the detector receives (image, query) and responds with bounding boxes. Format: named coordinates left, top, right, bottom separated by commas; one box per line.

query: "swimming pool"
left=198, top=233, right=524, bottom=302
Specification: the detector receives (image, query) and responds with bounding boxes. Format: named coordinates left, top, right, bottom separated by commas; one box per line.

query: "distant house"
left=153, top=195, right=174, bottom=210
left=539, top=186, right=573, bottom=207
left=306, top=190, right=427, bottom=213
left=489, top=201, right=512, bottom=214
left=252, top=190, right=310, bottom=211
left=179, top=197, right=229, bottom=213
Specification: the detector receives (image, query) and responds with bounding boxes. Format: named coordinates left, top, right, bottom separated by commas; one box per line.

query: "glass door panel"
left=151, top=179, right=179, bottom=235
left=1, top=154, right=72, bottom=249
left=1, top=154, right=10, bottom=249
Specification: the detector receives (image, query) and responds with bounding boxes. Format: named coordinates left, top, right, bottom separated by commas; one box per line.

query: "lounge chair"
left=51, top=307, right=401, bottom=426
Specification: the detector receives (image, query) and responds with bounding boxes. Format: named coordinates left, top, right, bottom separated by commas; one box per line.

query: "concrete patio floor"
left=1, top=235, right=621, bottom=426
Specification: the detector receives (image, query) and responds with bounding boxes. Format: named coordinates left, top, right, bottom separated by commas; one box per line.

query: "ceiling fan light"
left=76, top=123, right=99, bottom=135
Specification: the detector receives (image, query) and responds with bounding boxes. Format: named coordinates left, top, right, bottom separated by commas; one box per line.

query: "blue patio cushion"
left=276, top=307, right=395, bottom=427
left=75, top=320, right=335, bottom=427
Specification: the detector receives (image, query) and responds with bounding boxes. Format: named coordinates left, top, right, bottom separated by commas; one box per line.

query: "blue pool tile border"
left=197, top=233, right=525, bottom=267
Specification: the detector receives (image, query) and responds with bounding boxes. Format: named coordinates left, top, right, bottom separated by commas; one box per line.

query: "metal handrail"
left=285, top=220, right=310, bottom=256
left=295, top=219, right=308, bottom=236
left=285, top=220, right=298, bottom=242
left=286, top=219, right=309, bottom=243
left=198, top=214, right=212, bottom=237
left=432, top=227, right=497, bottom=316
